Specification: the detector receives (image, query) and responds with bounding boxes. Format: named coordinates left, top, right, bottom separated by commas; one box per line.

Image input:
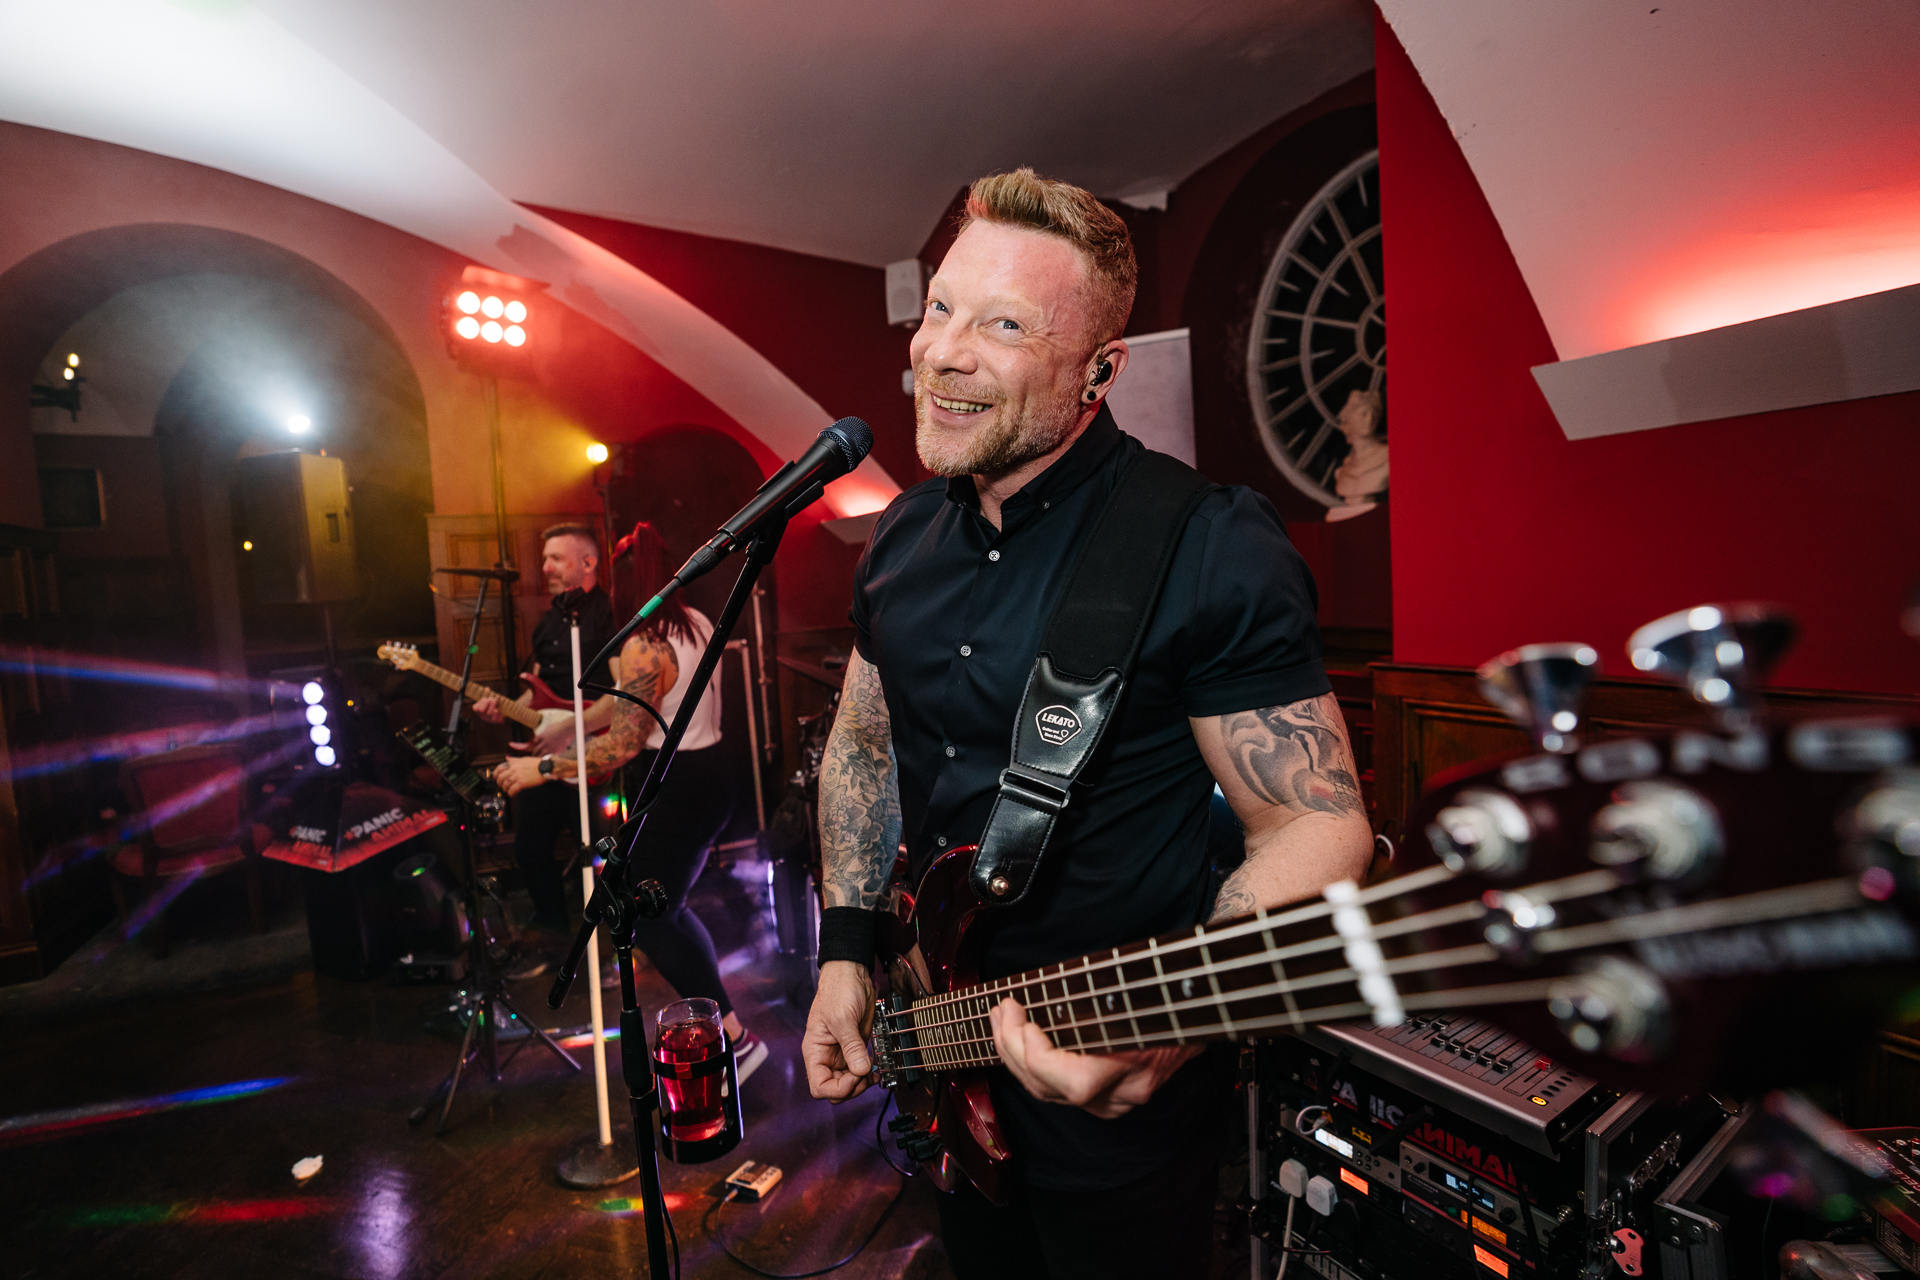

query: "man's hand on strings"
left=804, top=960, right=878, bottom=1102
left=522, top=714, right=577, bottom=756
left=990, top=996, right=1201, bottom=1120
left=471, top=693, right=506, bottom=725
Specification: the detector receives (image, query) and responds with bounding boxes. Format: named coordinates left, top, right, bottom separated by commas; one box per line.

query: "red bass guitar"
left=872, top=715, right=1920, bottom=1204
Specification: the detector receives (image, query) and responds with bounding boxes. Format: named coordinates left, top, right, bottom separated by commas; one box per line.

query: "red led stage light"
left=441, top=266, right=545, bottom=374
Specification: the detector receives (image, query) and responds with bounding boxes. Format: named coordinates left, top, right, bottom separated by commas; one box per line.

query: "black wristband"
left=817, top=906, right=880, bottom=969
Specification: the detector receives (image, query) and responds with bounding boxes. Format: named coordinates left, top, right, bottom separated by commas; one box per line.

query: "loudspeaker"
left=236, top=452, right=359, bottom=603
left=884, top=258, right=932, bottom=327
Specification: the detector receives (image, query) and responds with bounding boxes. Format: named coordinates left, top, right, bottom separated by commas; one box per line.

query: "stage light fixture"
left=287, top=414, right=312, bottom=434
left=442, top=267, right=546, bottom=376
left=305, top=704, right=327, bottom=726
left=302, top=681, right=324, bottom=705
left=62, top=366, right=74, bottom=381
left=585, top=442, right=609, bottom=464
left=242, top=540, right=253, bottom=551
left=314, top=745, right=337, bottom=767
left=310, top=725, right=331, bottom=747
left=67, top=353, right=79, bottom=367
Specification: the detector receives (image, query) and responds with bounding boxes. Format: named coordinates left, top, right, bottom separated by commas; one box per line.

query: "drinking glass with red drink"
left=654, top=998, right=727, bottom=1142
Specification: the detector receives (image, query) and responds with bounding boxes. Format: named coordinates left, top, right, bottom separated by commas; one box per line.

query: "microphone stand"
left=548, top=519, right=790, bottom=1280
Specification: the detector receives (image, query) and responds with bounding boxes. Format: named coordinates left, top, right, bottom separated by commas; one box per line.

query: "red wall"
left=525, top=207, right=927, bottom=498
left=525, top=207, right=934, bottom=631
left=1376, top=14, right=1920, bottom=695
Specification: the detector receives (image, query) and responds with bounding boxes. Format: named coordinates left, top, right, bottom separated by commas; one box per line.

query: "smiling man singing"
left=802, top=169, right=1373, bottom=1278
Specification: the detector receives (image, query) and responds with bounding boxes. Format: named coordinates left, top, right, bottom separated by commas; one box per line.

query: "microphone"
left=581, top=417, right=873, bottom=680
left=664, top=417, right=872, bottom=600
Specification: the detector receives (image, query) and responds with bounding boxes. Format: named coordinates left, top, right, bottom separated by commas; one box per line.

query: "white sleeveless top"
left=643, top=607, right=723, bottom=752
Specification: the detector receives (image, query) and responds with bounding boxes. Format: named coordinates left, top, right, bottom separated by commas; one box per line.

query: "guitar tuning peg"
left=1627, top=603, right=1796, bottom=730
left=1476, top=643, right=1601, bottom=754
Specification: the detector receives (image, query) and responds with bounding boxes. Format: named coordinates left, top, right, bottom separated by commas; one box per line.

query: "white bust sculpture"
left=1328, top=388, right=1387, bottom=521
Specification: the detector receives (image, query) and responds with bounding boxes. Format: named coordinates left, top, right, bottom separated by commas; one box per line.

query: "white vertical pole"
left=570, top=620, right=614, bottom=1149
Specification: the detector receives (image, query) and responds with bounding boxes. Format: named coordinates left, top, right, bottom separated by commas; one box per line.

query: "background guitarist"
left=473, top=523, right=620, bottom=979
left=802, top=170, right=1374, bottom=1278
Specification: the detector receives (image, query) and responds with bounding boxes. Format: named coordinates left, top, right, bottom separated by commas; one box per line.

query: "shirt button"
left=959, top=644, right=972, bottom=657
left=1042, top=501, right=1050, bottom=509
left=945, top=745, right=957, bottom=758
left=987, top=550, right=1000, bottom=562
left=936, top=835, right=948, bottom=847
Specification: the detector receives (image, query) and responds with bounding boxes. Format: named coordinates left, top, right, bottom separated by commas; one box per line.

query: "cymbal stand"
left=409, top=573, right=582, bottom=1134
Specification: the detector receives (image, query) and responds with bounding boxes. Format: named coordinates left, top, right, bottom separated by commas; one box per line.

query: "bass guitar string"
left=895, top=865, right=1622, bottom=1038
left=890, top=863, right=1457, bottom=1025
left=896, top=939, right=1504, bottom=1067
left=892, top=863, right=1614, bottom=1028
left=886, top=877, right=1870, bottom=1070
left=892, top=980, right=1571, bottom=1071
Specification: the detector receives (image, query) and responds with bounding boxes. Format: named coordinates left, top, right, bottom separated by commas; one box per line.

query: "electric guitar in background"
left=377, top=642, right=603, bottom=742
left=869, top=608, right=1920, bottom=1204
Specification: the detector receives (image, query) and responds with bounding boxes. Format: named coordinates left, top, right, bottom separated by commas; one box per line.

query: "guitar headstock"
left=378, top=642, right=421, bottom=671
left=1396, top=605, right=1919, bottom=1095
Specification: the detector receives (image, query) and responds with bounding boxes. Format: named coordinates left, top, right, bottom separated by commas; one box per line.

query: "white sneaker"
left=732, top=1031, right=769, bottom=1086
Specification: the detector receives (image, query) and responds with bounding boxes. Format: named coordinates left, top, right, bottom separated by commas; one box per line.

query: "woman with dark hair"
left=493, top=521, right=767, bottom=1083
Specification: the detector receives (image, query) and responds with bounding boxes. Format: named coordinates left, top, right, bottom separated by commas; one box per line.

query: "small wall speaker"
left=885, top=259, right=932, bottom=328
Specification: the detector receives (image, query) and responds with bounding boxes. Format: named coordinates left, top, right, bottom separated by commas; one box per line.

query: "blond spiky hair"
left=961, top=168, right=1137, bottom=344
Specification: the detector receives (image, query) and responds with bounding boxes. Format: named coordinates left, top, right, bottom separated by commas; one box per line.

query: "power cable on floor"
left=705, top=1094, right=909, bottom=1280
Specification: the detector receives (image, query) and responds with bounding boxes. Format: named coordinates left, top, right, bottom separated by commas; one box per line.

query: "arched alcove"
left=0, top=226, right=432, bottom=692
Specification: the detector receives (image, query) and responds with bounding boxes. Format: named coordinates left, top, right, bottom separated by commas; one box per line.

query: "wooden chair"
left=112, top=743, right=267, bottom=959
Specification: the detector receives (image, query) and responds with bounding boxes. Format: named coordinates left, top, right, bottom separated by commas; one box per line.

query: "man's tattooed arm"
left=817, top=650, right=903, bottom=910
left=552, top=633, right=677, bottom=781
left=1191, top=691, right=1372, bottom=923
left=1219, top=694, right=1365, bottom=818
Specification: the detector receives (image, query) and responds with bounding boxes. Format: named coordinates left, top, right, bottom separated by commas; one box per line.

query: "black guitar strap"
left=969, top=449, right=1216, bottom=906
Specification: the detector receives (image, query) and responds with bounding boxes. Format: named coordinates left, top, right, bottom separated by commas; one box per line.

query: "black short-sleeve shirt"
left=850, top=407, right=1329, bottom=1191
left=528, top=586, right=618, bottom=695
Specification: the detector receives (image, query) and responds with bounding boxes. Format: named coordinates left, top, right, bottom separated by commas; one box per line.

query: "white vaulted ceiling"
left=0, top=0, right=1372, bottom=509
left=251, top=0, right=1374, bottom=265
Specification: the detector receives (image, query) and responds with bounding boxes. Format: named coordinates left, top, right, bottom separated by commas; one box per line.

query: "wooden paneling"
left=1369, top=662, right=1920, bottom=846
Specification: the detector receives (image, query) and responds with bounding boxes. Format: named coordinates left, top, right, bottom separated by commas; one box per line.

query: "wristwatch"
left=538, top=755, right=555, bottom=777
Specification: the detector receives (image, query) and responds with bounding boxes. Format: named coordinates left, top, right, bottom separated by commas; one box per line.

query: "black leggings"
left=626, top=745, right=735, bottom=1016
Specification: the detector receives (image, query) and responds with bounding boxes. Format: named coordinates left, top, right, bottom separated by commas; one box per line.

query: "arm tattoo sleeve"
left=817, top=655, right=903, bottom=910
left=1210, top=864, right=1259, bottom=923
left=1220, top=692, right=1364, bottom=819
left=575, top=634, right=677, bottom=777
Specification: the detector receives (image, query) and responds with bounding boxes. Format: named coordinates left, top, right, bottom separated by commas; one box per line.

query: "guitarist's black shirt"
left=529, top=585, right=618, bottom=694
left=850, top=407, right=1330, bottom=1191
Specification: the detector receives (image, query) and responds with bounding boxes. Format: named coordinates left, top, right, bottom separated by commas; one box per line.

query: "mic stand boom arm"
left=548, top=518, right=788, bottom=1280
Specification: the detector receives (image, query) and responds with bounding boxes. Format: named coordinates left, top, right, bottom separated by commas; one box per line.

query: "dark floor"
left=2, top=855, right=954, bottom=1280
left=2, top=852, right=1254, bottom=1280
